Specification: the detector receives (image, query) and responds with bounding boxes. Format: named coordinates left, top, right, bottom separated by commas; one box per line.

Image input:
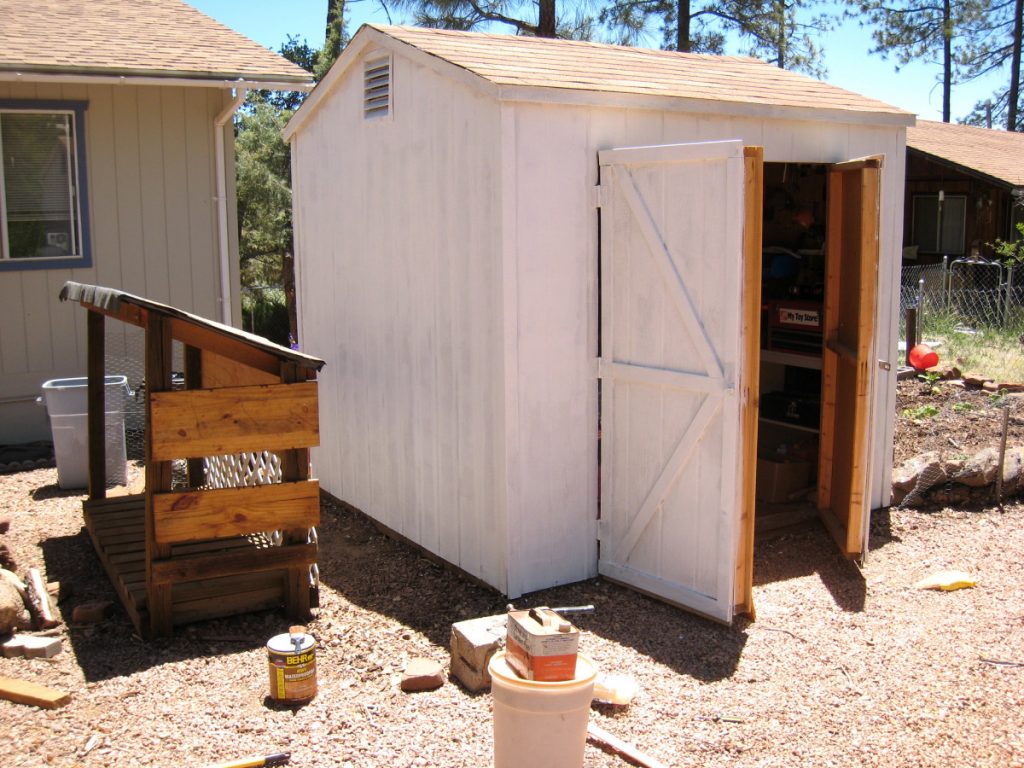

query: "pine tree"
left=850, top=0, right=989, bottom=122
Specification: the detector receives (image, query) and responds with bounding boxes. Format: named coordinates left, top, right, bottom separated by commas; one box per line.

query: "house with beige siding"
left=0, top=0, right=312, bottom=444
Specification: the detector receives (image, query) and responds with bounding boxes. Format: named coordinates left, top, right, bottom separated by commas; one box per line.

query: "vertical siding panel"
left=506, top=102, right=598, bottom=595
left=112, top=88, right=145, bottom=295
left=184, top=88, right=217, bottom=321
left=137, top=88, right=169, bottom=303
left=0, top=274, right=29, bottom=374
left=161, top=88, right=193, bottom=310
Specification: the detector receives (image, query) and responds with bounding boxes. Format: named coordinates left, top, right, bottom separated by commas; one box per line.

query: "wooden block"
left=149, top=382, right=319, bottom=461
left=26, top=569, right=59, bottom=628
left=153, top=481, right=320, bottom=545
left=450, top=614, right=506, bottom=692
left=0, top=676, right=71, bottom=708
left=72, top=600, right=115, bottom=624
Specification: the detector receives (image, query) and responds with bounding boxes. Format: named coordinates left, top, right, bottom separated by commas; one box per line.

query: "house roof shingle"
left=369, top=25, right=912, bottom=119
left=906, top=120, right=1024, bottom=188
left=0, top=0, right=312, bottom=85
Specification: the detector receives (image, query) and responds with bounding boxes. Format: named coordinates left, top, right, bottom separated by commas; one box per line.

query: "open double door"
left=596, top=140, right=881, bottom=622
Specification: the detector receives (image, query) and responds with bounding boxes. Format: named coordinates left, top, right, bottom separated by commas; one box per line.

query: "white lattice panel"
left=204, top=451, right=283, bottom=489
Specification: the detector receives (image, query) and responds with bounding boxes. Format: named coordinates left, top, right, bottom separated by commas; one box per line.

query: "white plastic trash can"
left=40, top=376, right=129, bottom=490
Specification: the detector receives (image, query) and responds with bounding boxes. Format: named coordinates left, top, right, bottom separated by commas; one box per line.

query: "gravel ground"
left=2, top=396, right=1024, bottom=767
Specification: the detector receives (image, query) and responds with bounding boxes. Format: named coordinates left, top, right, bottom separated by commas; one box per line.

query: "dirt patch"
left=2, top=422, right=1023, bottom=766
left=893, top=378, right=1024, bottom=468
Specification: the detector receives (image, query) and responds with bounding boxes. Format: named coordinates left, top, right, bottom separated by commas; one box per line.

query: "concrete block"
left=449, top=613, right=506, bottom=692
left=2, top=634, right=63, bottom=659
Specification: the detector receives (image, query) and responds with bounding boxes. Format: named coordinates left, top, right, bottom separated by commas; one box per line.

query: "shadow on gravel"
left=39, top=527, right=281, bottom=682
left=31, top=483, right=86, bottom=501
left=753, top=520, right=867, bottom=612
left=313, top=498, right=747, bottom=684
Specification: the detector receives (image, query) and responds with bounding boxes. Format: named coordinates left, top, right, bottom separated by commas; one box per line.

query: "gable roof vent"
left=364, top=57, right=391, bottom=119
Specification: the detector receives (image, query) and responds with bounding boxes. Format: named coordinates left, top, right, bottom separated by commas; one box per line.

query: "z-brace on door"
left=597, top=140, right=757, bottom=623
left=818, top=157, right=882, bottom=559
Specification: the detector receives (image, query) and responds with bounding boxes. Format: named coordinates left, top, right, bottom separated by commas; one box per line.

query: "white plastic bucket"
left=488, top=651, right=597, bottom=768
left=40, top=376, right=129, bottom=489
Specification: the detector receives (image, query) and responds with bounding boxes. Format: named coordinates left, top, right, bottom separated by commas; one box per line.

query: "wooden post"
left=184, top=345, right=205, bottom=489
left=735, top=146, right=763, bottom=618
left=905, top=306, right=917, bottom=367
left=280, top=362, right=313, bottom=620
left=87, top=311, right=106, bottom=501
left=145, top=315, right=175, bottom=637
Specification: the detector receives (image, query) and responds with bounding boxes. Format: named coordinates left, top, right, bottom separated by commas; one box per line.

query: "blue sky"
left=191, top=0, right=1007, bottom=123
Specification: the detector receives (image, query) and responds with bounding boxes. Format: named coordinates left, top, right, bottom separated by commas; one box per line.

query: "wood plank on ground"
left=0, top=677, right=71, bottom=709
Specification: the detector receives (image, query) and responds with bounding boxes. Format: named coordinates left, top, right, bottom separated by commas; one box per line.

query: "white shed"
left=286, top=25, right=914, bottom=622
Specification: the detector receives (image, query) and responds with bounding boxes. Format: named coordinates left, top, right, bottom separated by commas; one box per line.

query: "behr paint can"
left=267, top=626, right=317, bottom=703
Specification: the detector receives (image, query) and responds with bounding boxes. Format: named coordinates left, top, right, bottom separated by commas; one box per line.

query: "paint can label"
left=267, top=630, right=317, bottom=702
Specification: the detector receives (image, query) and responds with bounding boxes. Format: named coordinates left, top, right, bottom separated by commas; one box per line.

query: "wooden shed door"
left=597, top=141, right=749, bottom=623
left=818, top=157, right=882, bottom=558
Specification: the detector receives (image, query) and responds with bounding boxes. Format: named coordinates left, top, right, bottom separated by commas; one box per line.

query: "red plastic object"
left=909, top=343, right=939, bottom=371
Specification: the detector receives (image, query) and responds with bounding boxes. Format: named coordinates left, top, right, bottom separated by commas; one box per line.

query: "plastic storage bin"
left=39, top=376, right=129, bottom=490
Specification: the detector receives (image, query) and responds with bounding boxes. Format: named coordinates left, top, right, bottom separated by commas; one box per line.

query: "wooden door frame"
left=734, top=146, right=764, bottom=618
left=818, top=157, right=882, bottom=559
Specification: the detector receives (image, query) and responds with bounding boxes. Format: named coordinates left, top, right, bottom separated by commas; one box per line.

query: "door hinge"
left=596, top=519, right=607, bottom=542
left=878, top=360, right=891, bottom=371
left=591, top=184, right=606, bottom=209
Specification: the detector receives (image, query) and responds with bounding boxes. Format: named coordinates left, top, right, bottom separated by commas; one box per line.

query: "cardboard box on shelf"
left=756, top=458, right=812, bottom=503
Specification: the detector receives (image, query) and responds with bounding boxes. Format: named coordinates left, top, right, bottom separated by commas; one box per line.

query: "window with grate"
left=364, top=57, right=391, bottom=120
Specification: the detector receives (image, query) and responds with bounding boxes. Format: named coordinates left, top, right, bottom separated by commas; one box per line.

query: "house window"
left=911, top=194, right=966, bottom=256
left=0, top=101, right=90, bottom=271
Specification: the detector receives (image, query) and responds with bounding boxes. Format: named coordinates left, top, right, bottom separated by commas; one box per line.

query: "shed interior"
left=755, top=162, right=829, bottom=533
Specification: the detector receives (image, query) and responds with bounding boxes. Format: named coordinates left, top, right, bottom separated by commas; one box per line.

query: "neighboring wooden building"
left=286, top=25, right=914, bottom=621
left=0, top=0, right=312, bottom=444
left=61, top=281, right=324, bottom=638
left=904, top=120, right=1024, bottom=264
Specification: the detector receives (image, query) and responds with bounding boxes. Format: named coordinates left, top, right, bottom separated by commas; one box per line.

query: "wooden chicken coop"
left=60, top=282, right=325, bottom=638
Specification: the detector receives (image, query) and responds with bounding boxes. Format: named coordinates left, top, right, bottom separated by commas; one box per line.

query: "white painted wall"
left=0, top=83, right=240, bottom=444
left=292, top=47, right=510, bottom=592
left=292, top=39, right=905, bottom=596
left=501, top=102, right=903, bottom=543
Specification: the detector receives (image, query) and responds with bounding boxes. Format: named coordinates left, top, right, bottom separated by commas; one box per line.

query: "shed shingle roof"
left=0, top=0, right=312, bottom=84
left=371, top=25, right=911, bottom=119
left=906, top=120, right=1024, bottom=188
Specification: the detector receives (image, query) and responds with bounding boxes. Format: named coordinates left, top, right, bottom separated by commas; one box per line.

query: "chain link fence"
left=900, top=256, right=1024, bottom=341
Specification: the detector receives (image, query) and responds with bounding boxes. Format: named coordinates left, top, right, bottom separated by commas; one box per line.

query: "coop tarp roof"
left=0, top=0, right=312, bottom=85
left=60, top=282, right=325, bottom=371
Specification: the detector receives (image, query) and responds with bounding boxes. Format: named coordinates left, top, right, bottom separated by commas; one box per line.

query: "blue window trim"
left=0, top=99, right=92, bottom=272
